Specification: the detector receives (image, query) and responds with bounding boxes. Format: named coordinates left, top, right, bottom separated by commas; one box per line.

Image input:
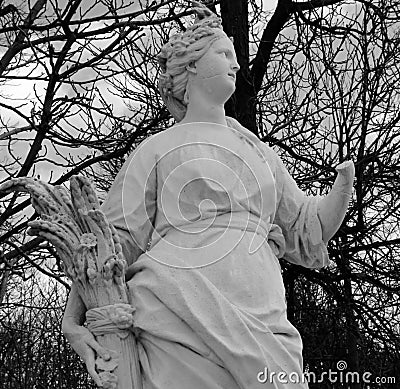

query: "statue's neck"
left=180, top=94, right=227, bottom=126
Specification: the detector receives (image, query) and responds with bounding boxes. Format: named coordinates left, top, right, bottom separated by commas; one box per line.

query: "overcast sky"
left=264, top=0, right=278, bottom=11
left=0, top=0, right=280, bottom=181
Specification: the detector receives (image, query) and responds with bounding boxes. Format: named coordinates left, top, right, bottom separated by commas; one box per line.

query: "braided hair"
left=157, top=2, right=227, bottom=121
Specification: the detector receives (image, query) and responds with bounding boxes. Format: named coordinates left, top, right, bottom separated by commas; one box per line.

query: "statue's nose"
left=231, top=61, right=240, bottom=73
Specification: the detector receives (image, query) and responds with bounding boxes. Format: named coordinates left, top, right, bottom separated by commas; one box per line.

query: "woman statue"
left=61, top=3, right=355, bottom=388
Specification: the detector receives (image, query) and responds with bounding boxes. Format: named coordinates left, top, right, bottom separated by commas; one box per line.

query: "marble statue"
left=0, top=2, right=355, bottom=388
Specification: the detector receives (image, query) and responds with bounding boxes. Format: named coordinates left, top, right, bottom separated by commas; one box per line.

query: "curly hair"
left=157, top=2, right=228, bottom=122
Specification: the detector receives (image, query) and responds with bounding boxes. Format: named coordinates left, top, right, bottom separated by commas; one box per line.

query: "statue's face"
left=188, top=35, right=240, bottom=103
left=194, top=36, right=239, bottom=81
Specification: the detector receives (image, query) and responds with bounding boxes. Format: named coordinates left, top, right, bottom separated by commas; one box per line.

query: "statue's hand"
left=62, top=320, right=111, bottom=387
left=335, top=160, right=355, bottom=180
left=334, top=160, right=355, bottom=194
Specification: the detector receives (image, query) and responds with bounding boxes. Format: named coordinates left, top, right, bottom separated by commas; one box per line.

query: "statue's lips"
left=199, top=74, right=236, bottom=81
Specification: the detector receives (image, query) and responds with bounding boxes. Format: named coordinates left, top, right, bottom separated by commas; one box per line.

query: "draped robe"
left=101, top=117, right=329, bottom=389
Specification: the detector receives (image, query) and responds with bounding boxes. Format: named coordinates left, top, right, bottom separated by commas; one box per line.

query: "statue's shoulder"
left=258, top=141, right=277, bottom=159
left=225, top=116, right=278, bottom=163
left=128, top=129, right=169, bottom=157
left=260, top=142, right=285, bottom=171
left=126, top=124, right=192, bottom=160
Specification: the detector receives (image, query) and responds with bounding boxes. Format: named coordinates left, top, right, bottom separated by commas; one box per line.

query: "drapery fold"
left=99, top=118, right=329, bottom=388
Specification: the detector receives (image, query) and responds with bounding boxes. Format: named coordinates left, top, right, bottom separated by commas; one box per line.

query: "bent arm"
left=62, top=285, right=86, bottom=329
left=317, top=161, right=355, bottom=243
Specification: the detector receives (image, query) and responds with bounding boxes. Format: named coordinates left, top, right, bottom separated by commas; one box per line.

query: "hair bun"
left=157, top=2, right=227, bottom=121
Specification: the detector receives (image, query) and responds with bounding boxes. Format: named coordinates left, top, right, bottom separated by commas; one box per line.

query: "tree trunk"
left=220, top=0, right=257, bottom=134
left=341, top=249, right=360, bottom=388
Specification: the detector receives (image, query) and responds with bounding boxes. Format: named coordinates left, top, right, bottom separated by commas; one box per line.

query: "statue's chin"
left=193, top=77, right=236, bottom=103
left=214, top=84, right=236, bottom=105
left=223, top=87, right=236, bottom=104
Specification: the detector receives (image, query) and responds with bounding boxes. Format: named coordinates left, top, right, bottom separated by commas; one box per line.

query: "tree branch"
left=5, top=241, right=70, bottom=290
left=0, top=0, right=47, bottom=76
left=347, top=238, right=400, bottom=254
left=250, top=0, right=292, bottom=94
left=0, top=126, right=33, bottom=141
left=290, top=0, right=345, bottom=11
left=0, top=4, right=17, bottom=18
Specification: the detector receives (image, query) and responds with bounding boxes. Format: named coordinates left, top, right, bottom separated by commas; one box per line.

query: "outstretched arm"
left=262, top=143, right=354, bottom=268
left=317, top=161, right=355, bottom=243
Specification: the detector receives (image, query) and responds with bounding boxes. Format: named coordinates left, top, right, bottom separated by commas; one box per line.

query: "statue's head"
left=158, top=2, right=238, bottom=121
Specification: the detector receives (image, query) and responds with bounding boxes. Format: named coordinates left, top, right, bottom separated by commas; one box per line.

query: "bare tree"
left=1, top=0, right=400, bottom=387
left=0, top=272, right=97, bottom=388
left=0, top=0, right=178, bottom=303
left=220, top=0, right=400, bottom=384
left=0, top=2, right=185, bottom=385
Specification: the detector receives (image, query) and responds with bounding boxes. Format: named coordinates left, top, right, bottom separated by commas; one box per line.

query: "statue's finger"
left=85, top=336, right=111, bottom=361
left=85, top=359, right=103, bottom=388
